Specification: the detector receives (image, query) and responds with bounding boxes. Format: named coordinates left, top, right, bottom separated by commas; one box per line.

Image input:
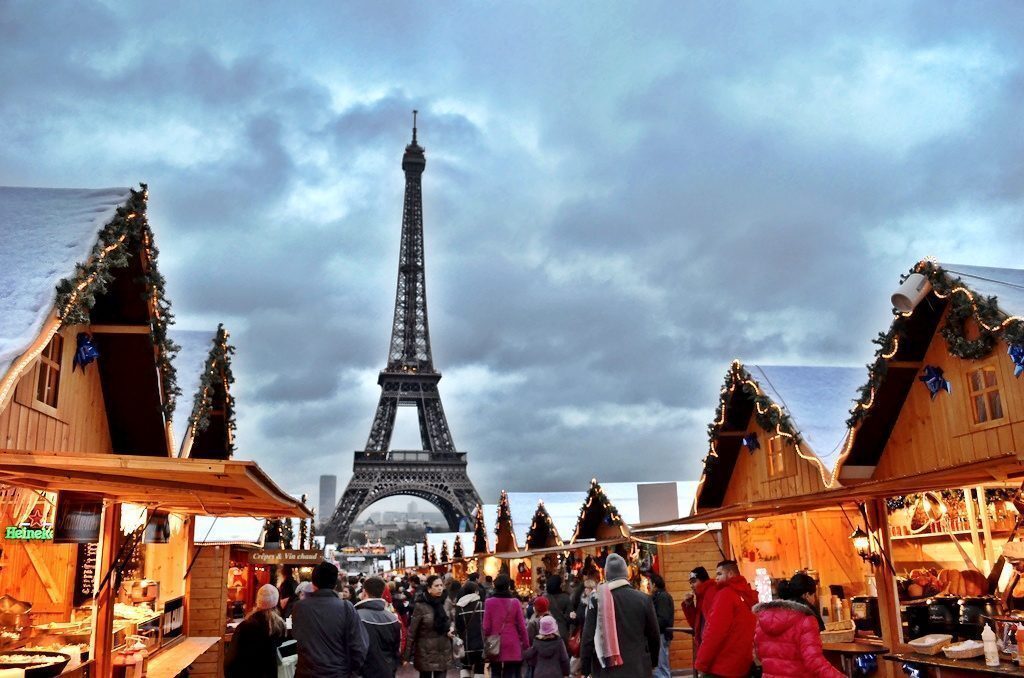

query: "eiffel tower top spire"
left=388, top=110, right=432, bottom=371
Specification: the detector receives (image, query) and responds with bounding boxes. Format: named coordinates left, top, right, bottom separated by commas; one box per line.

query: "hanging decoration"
left=54, top=184, right=180, bottom=417
left=72, top=333, right=99, bottom=371
left=919, top=365, right=951, bottom=399
left=741, top=433, right=759, bottom=453
left=1009, top=344, right=1024, bottom=378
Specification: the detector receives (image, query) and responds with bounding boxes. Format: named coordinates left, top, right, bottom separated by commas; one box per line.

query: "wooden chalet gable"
left=525, top=500, right=563, bottom=550
left=572, top=479, right=628, bottom=541
left=836, top=261, right=1024, bottom=485
left=695, top=362, right=862, bottom=512
left=472, top=504, right=490, bottom=554
left=0, top=185, right=177, bottom=458
left=170, top=324, right=237, bottom=460
left=494, top=490, right=519, bottom=553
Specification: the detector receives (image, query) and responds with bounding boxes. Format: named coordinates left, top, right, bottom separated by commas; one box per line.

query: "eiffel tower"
left=326, top=113, right=482, bottom=543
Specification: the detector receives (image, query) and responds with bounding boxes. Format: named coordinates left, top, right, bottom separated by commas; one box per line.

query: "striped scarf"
left=594, top=579, right=630, bottom=668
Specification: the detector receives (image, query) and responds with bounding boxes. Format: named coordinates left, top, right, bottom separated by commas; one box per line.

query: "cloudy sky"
left=2, top=2, right=1023, bottom=517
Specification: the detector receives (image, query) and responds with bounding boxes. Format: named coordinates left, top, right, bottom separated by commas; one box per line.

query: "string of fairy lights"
left=526, top=500, right=564, bottom=549
left=698, top=258, right=1024, bottom=510
left=53, top=183, right=181, bottom=419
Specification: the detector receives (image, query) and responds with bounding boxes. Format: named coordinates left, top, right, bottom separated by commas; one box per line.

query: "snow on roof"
left=0, top=186, right=133, bottom=383
left=940, top=263, right=1024, bottom=319
left=506, top=492, right=587, bottom=546
left=194, top=516, right=265, bottom=545
left=747, top=365, right=864, bottom=466
left=168, top=329, right=217, bottom=453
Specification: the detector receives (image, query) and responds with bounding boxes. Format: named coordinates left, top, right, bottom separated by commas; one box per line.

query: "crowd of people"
left=225, top=556, right=845, bottom=678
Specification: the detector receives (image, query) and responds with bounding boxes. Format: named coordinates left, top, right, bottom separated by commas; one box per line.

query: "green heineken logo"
left=6, top=509, right=54, bottom=541
left=5, top=525, right=54, bottom=541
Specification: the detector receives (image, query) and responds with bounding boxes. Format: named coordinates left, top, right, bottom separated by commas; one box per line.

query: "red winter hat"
left=534, top=596, right=550, bottom=614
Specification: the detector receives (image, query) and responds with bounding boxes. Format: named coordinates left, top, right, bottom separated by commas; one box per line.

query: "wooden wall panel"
left=720, top=417, right=830, bottom=508
left=657, top=532, right=724, bottom=670
left=0, top=325, right=113, bottom=454
left=187, top=545, right=229, bottom=678
left=0, top=504, right=75, bottom=621
left=872, top=322, right=1024, bottom=482
left=144, top=514, right=190, bottom=607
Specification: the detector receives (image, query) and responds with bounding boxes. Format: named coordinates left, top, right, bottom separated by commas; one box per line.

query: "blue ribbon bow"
left=919, top=365, right=951, bottom=399
left=742, top=433, right=760, bottom=453
left=73, top=332, right=100, bottom=371
left=1009, top=344, right=1024, bottom=378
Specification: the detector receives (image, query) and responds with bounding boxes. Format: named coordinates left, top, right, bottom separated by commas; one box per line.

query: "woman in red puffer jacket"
left=753, top=574, right=843, bottom=678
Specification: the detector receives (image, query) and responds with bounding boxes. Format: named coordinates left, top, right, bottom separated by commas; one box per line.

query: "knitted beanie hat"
left=604, top=554, right=628, bottom=581
left=533, top=596, right=550, bottom=614
left=256, top=584, right=279, bottom=610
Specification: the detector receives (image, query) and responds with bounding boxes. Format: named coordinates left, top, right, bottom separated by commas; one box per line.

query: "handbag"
left=452, top=634, right=466, bottom=660
left=567, top=625, right=582, bottom=658
left=485, top=605, right=513, bottom=660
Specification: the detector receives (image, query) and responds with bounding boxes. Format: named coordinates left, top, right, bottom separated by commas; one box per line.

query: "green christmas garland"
left=705, top=363, right=803, bottom=459
left=54, top=184, right=180, bottom=419
left=848, top=261, right=1024, bottom=428
left=473, top=506, right=489, bottom=554
left=574, top=479, right=624, bottom=531
left=187, top=324, right=237, bottom=457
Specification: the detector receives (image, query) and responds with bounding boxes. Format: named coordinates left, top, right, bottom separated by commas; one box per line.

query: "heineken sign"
left=6, top=525, right=53, bottom=540
left=6, top=508, right=54, bottom=541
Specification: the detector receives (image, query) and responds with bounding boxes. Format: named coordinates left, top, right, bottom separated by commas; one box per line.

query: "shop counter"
left=886, top=652, right=1024, bottom=677
left=146, top=636, right=219, bottom=678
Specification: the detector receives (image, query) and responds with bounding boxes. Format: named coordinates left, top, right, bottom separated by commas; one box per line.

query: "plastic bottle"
left=983, top=624, right=999, bottom=667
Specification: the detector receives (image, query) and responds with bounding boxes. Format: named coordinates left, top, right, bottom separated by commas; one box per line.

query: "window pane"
left=984, top=369, right=998, bottom=388
left=989, top=391, right=1004, bottom=420
left=970, top=370, right=984, bottom=392
left=35, top=364, right=47, bottom=402
left=974, top=395, right=988, bottom=423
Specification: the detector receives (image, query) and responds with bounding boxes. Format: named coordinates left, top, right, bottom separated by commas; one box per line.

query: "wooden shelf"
left=891, top=528, right=1012, bottom=541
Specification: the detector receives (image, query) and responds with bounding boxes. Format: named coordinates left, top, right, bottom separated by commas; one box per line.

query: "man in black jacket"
left=580, top=554, right=661, bottom=678
left=355, top=576, right=402, bottom=678
left=291, top=561, right=368, bottom=678
left=649, top=573, right=675, bottom=678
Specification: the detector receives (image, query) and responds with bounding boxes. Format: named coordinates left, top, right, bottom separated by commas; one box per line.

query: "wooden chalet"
left=0, top=185, right=308, bottom=678
left=821, top=261, right=1024, bottom=675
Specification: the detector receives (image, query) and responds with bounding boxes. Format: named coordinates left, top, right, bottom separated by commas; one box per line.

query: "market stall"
left=829, top=262, right=1024, bottom=676
left=653, top=362, right=876, bottom=672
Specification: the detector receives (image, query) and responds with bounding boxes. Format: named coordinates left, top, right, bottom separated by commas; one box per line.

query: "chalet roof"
left=0, top=186, right=133, bottom=387
left=169, top=329, right=218, bottom=453
left=507, top=492, right=586, bottom=546
left=425, top=531, right=475, bottom=558
left=747, top=365, right=864, bottom=467
left=836, top=260, right=1024, bottom=481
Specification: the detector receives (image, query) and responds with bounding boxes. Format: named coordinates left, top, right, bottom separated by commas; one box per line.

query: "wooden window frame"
left=766, top=435, right=796, bottom=480
left=20, top=333, right=65, bottom=418
left=966, top=363, right=1005, bottom=430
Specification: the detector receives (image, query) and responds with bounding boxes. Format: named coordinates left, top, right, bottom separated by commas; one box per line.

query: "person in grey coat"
left=291, top=561, right=369, bottom=678
left=580, top=554, right=661, bottom=678
left=355, top=576, right=402, bottom=678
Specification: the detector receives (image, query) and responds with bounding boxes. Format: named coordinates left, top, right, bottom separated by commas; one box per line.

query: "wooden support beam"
left=867, top=498, right=904, bottom=673
left=87, top=324, right=152, bottom=335
left=886, top=361, right=923, bottom=370
left=93, top=501, right=121, bottom=678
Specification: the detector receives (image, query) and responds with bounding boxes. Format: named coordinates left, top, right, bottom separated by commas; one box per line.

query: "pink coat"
left=753, top=600, right=844, bottom=678
left=482, top=595, right=529, bottom=662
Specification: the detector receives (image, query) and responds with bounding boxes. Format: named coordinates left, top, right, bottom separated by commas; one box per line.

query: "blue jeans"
left=654, top=634, right=671, bottom=678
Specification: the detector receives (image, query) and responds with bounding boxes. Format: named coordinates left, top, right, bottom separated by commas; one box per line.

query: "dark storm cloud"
left=2, top=1, right=1023, bottom=509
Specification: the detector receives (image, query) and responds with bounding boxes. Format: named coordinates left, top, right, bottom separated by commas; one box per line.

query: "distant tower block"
left=318, top=475, right=337, bottom=528
left=326, top=115, right=482, bottom=543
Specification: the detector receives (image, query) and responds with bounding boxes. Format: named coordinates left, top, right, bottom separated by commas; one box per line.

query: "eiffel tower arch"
left=326, top=114, right=482, bottom=543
